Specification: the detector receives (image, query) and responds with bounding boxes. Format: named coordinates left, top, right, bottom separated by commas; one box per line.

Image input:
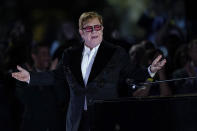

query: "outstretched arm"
left=12, top=65, right=57, bottom=86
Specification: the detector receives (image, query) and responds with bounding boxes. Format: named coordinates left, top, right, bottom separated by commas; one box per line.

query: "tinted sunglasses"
left=82, top=25, right=102, bottom=32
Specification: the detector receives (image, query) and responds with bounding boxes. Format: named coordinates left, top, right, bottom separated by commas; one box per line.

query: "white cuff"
left=148, top=66, right=156, bottom=78
left=27, top=76, right=30, bottom=84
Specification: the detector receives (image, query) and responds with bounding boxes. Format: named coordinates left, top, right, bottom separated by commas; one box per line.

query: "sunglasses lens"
left=84, top=26, right=93, bottom=32
left=83, top=25, right=102, bottom=32
left=94, top=25, right=102, bottom=31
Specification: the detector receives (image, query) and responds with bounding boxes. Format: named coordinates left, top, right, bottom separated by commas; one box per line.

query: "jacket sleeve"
left=29, top=53, right=66, bottom=87
left=118, top=47, right=150, bottom=97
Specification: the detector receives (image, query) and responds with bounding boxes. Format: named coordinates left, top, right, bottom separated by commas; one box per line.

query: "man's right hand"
left=12, top=65, right=30, bottom=83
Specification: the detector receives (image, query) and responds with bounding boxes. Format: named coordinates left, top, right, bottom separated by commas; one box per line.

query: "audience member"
left=15, top=43, right=67, bottom=131
left=173, top=39, right=197, bottom=95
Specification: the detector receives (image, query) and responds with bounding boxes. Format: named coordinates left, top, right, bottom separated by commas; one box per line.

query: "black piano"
left=89, top=95, right=197, bottom=131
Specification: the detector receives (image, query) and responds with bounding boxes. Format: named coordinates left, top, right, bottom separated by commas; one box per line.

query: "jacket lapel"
left=69, top=45, right=85, bottom=87
left=68, top=41, right=116, bottom=86
left=87, top=41, right=115, bottom=83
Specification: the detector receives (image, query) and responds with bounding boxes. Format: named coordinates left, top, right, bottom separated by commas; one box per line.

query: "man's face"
left=79, top=18, right=103, bottom=49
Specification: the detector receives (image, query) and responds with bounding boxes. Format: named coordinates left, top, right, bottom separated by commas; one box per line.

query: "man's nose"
left=91, top=28, right=97, bottom=33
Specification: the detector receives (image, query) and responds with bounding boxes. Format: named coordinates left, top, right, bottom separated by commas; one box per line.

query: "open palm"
left=150, top=55, right=166, bottom=73
left=12, top=65, right=30, bottom=83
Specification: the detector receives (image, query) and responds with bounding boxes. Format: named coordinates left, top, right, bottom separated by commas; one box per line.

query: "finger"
left=11, top=73, right=16, bottom=78
left=12, top=73, right=21, bottom=80
left=157, top=59, right=166, bottom=67
left=12, top=72, right=22, bottom=77
left=12, top=72, right=18, bottom=77
left=17, top=65, right=25, bottom=72
left=154, top=62, right=166, bottom=70
left=12, top=72, right=26, bottom=81
left=160, top=59, right=166, bottom=66
left=152, top=55, right=162, bottom=65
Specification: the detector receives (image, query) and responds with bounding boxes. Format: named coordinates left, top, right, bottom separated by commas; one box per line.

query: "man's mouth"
left=91, top=36, right=98, bottom=39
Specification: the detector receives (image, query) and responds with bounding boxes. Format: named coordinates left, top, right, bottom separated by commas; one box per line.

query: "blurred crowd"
left=1, top=0, right=197, bottom=131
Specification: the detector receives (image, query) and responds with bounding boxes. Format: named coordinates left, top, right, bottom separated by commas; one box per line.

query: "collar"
left=83, top=44, right=100, bottom=55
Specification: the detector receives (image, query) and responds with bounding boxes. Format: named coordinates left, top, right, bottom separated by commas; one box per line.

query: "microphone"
left=126, top=78, right=144, bottom=90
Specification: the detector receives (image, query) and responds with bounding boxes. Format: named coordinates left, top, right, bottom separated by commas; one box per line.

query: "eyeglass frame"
left=82, top=24, right=103, bottom=33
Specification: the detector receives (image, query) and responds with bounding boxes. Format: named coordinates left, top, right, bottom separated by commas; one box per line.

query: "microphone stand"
left=127, top=76, right=197, bottom=90
left=139, top=76, right=197, bottom=86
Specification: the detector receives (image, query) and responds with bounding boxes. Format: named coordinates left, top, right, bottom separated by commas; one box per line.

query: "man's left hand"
left=150, top=55, right=166, bottom=73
